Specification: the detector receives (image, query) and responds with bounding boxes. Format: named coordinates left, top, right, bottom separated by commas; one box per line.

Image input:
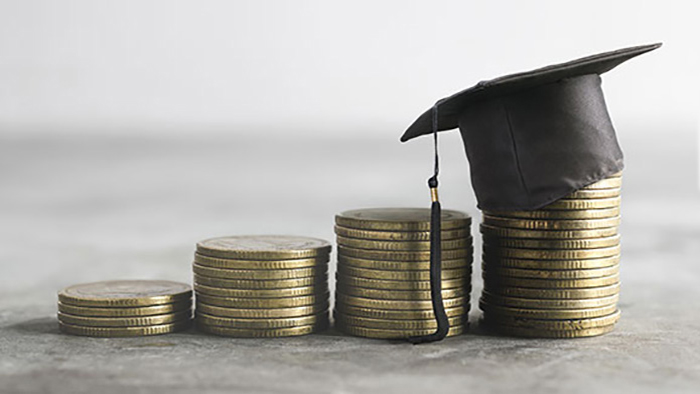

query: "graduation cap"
left=401, top=43, right=661, bottom=343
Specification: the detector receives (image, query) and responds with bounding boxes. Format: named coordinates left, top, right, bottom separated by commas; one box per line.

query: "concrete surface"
left=1, top=131, right=699, bottom=394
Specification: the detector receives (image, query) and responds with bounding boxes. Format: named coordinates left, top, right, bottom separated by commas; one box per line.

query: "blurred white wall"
left=0, top=0, right=697, bottom=136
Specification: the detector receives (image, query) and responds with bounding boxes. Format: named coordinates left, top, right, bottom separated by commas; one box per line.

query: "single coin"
left=337, top=274, right=468, bottom=291
left=334, top=225, right=471, bottom=241
left=336, top=303, right=467, bottom=320
left=564, top=188, right=621, bottom=199
left=483, top=310, right=621, bottom=330
left=195, top=302, right=328, bottom=318
left=58, top=320, right=191, bottom=337
left=193, top=274, right=325, bottom=289
left=483, top=273, right=620, bottom=289
left=194, top=254, right=329, bottom=270
left=481, top=235, right=620, bottom=250
left=541, top=197, right=621, bottom=211
left=338, top=255, right=471, bottom=271
left=483, top=282, right=620, bottom=299
left=482, top=215, right=621, bottom=231
left=337, top=265, right=469, bottom=281
left=336, top=285, right=467, bottom=300
left=335, top=312, right=467, bottom=330
left=338, top=245, right=471, bottom=262
left=482, top=245, right=621, bottom=260
left=336, top=292, right=468, bottom=310
left=335, top=208, right=471, bottom=231
left=192, top=264, right=324, bottom=280
left=57, top=310, right=191, bottom=327
left=57, top=300, right=192, bottom=317
left=336, top=235, right=472, bottom=251
left=196, top=235, right=332, bottom=260
left=58, top=280, right=192, bottom=307
left=581, top=177, right=623, bottom=189
left=195, top=311, right=328, bottom=329
left=481, top=321, right=616, bottom=338
left=481, top=264, right=619, bottom=280
left=481, top=292, right=619, bottom=310
left=194, top=284, right=325, bottom=298
left=336, top=322, right=465, bottom=339
left=479, top=300, right=618, bottom=319
left=195, top=293, right=329, bottom=308
left=482, top=254, right=620, bottom=270
left=483, top=207, right=620, bottom=220
left=197, top=321, right=328, bottom=337
left=480, top=224, right=619, bottom=240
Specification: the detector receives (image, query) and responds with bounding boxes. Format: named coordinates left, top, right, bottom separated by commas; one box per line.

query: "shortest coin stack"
left=193, top=235, right=331, bottom=337
left=58, top=280, right=193, bottom=337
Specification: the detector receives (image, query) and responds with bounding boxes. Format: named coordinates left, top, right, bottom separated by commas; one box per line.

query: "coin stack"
left=193, top=235, right=331, bottom=337
left=57, top=280, right=192, bottom=337
left=333, top=208, right=473, bottom=339
left=479, top=173, right=623, bottom=338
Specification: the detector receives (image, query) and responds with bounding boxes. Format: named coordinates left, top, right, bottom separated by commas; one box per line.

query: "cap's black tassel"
left=408, top=104, right=449, bottom=344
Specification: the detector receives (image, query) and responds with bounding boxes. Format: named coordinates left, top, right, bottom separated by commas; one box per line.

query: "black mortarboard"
left=400, top=43, right=661, bottom=343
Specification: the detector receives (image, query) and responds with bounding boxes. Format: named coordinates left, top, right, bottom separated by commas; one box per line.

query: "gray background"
left=1, top=1, right=699, bottom=393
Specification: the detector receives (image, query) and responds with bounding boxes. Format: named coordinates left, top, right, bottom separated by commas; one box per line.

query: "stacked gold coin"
left=480, top=173, right=622, bottom=338
left=334, top=208, right=473, bottom=339
left=193, top=235, right=331, bottom=337
left=57, top=280, right=192, bottom=337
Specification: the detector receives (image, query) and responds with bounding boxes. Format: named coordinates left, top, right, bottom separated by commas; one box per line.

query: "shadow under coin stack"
left=193, top=235, right=331, bottom=337
left=57, top=280, right=193, bottom=337
left=479, top=174, right=623, bottom=338
left=334, top=208, right=473, bottom=339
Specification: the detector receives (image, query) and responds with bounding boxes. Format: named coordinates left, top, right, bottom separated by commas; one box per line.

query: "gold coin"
left=483, top=273, right=620, bottom=289
left=482, top=215, right=621, bottom=230
left=334, top=225, right=471, bottom=241
left=564, top=188, right=621, bottom=199
left=335, top=208, right=471, bottom=231
left=483, top=310, right=621, bottom=330
left=57, top=311, right=191, bottom=327
left=195, top=301, right=328, bottom=318
left=57, top=300, right=192, bottom=317
left=336, top=235, right=472, bottom=251
left=195, top=292, right=329, bottom=308
left=482, top=245, right=621, bottom=260
left=195, top=311, right=328, bottom=329
left=481, top=292, right=619, bottom=309
left=194, top=284, right=325, bottom=298
left=482, top=322, right=616, bottom=338
left=336, top=285, right=467, bottom=300
left=194, top=254, right=329, bottom=270
left=336, top=322, right=465, bottom=339
left=481, top=264, right=619, bottom=279
left=484, top=282, right=620, bottom=299
left=338, top=245, right=471, bottom=262
left=58, top=280, right=192, bottom=307
left=337, top=274, right=468, bottom=291
left=335, top=312, right=467, bottom=330
left=480, top=224, right=619, bottom=240
left=336, top=303, right=467, bottom=320
left=482, top=254, right=620, bottom=269
left=193, top=274, right=325, bottom=289
left=196, top=235, right=332, bottom=260
left=481, top=235, right=620, bottom=250
left=581, top=177, right=622, bottom=189
left=59, top=320, right=191, bottom=337
left=541, top=197, right=621, bottom=210
left=483, top=207, right=620, bottom=220
left=192, top=264, right=324, bottom=280
left=197, top=321, right=328, bottom=337
left=479, top=301, right=618, bottom=319
left=337, top=265, right=469, bottom=281
left=338, top=255, right=471, bottom=271
left=336, top=292, right=468, bottom=310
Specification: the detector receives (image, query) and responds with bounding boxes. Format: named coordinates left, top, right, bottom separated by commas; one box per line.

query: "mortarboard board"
left=400, top=43, right=661, bottom=343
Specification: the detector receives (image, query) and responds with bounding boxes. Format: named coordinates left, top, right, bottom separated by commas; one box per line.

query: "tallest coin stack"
left=479, top=173, right=623, bottom=338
